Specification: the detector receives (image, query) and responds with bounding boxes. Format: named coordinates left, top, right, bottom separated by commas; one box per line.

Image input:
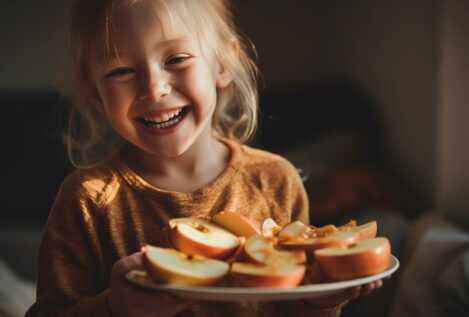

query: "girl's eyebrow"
left=98, top=36, right=190, bottom=63
left=99, top=53, right=128, bottom=64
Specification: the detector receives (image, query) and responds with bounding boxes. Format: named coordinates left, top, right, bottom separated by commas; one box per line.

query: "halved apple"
left=314, top=237, right=391, bottom=280
left=211, top=211, right=260, bottom=237
left=169, top=217, right=240, bottom=260
left=260, top=217, right=282, bottom=237
left=278, top=220, right=359, bottom=252
left=243, top=234, right=306, bottom=265
left=144, top=245, right=230, bottom=286
left=229, top=262, right=306, bottom=288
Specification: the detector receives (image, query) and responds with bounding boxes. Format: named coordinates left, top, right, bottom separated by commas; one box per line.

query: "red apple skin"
left=225, top=236, right=247, bottom=264
left=229, top=263, right=306, bottom=288
left=170, top=225, right=239, bottom=260
left=314, top=237, right=391, bottom=281
left=355, top=221, right=378, bottom=240
left=212, top=211, right=260, bottom=237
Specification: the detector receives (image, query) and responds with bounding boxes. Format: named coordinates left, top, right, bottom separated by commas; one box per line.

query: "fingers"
left=352, top=279, right=385, bottom=298
left=112, top=251, right=146, bottom=284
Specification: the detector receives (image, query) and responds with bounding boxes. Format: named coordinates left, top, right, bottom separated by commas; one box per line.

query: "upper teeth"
left=143, top=109, right=183, bottom=123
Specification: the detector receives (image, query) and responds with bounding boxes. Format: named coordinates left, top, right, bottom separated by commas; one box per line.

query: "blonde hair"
left=67, top=0, right=260, bottom=168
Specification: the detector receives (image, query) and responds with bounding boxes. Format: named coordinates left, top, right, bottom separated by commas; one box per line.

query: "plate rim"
left=126, top=255, right=399, bottom=300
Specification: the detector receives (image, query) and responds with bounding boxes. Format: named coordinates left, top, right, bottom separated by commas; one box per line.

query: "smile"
left=137, top=106, right=190, bottom=129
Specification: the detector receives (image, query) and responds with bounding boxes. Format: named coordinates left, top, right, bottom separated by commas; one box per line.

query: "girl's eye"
left=105, top=67, right=135, bottom=78
left=166, top=55, right=191, bottom=66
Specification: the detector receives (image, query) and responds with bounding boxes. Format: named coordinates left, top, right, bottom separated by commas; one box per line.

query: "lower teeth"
left=150, top=117, right=180, bottom=129
left=143, top=109, right=185, bottom=129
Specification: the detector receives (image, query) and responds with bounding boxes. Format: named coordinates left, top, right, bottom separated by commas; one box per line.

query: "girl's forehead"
left=94, top=0, right=218, bottom=65
left=112, top=0, right=196, bottom=46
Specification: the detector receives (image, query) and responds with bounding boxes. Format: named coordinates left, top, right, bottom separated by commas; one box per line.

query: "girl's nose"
left=138, top=70, right=171, bottom=101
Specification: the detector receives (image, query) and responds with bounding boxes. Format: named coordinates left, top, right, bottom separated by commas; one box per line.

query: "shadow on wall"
left=255, top=80, right=397, bottom=218
left=0, top=91, right=72, bottom=225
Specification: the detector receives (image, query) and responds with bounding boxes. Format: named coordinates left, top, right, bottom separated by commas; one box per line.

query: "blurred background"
left=1, top=0, right=468, bottom=316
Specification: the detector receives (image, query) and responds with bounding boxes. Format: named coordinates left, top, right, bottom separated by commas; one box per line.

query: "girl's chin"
left=139, top=137, right=196, bottom=159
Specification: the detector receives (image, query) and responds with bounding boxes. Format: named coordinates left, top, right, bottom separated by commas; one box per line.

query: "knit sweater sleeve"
left=25, top=172, right=112, bottom=317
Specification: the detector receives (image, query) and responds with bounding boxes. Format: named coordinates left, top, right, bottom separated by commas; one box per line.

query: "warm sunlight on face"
left=93, top=1, right=227, bottom=159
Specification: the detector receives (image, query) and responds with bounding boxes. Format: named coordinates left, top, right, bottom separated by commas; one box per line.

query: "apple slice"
left=144, top=245, right=229, bottom=286
left=169, top=217, right=240, bottom=260
left=314, top=237, right=391, bottom=280
left=229, top=262, right=306, bottom=288
left=243, top=234, right=306, bottom=265
left=338, top=220, right=378, bottom=241
left=260, top=217, right=282, bottom=237
left=277, top=220, right=316, bottom=241
left=278, top=220, right=359, bottom=252
left=212, top=211, right=260, bottom=237
left=225, top=236, right=246, bottom=264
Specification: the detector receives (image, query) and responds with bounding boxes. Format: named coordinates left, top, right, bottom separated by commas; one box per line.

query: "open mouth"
left=137, top=106, right=190, bottom=129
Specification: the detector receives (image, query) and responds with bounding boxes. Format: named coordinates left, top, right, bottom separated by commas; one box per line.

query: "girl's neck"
left=122, top=135, right=230, bottom=193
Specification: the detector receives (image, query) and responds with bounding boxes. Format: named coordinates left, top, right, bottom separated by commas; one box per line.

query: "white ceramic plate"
left=125, top=255, right=399, bottom=302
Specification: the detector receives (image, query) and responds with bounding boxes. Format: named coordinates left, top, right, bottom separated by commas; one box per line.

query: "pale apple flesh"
left=260, top=217, right=282, bottom=237
left=277, top=220, right=378, bottom=253
left=355, top=221, right=378, bottom=240
left=169, top=218, right=240, bottom=260
left=229, top=262, right=306, bottom=288
left=337, top=220, right=378, bottom=241
left=244, top=234, right=306, bottom=265
left=144, top=245, right=230, bottom=286
left=212, top=211, right=260, bottom=237
left=278, top=220, right=360, bottom=252
left=314, top=237, right=391, bottom=281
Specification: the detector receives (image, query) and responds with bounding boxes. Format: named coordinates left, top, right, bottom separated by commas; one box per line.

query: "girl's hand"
left=304, top=277, right=388, bottom=309
left=108, top=251, right=196, bottom=317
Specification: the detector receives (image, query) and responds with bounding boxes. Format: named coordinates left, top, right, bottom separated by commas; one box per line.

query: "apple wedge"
left=229, top=262, right=306, bottom=288
left=243, top=234, right=306, bottom=265
left=212, top=211, right=260, bottom=237
left=338, top=220, right=378, bottom=241
left=260, top=217, right=282, bottom=237
left=278, top=220, right=359, bottom=252
left=225, top=236, right=247, bottom=264
left=144, top=245, right=230, bottom=286
left=314, top=237, right=391, bottom=280
left=169, top=217, right=240, bottom=260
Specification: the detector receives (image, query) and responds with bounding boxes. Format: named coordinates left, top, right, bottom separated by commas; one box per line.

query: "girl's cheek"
left=102, top=83, right=137, bottom=106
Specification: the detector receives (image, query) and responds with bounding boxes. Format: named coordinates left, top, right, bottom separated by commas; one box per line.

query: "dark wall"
left=0, top=93, right=71, bottom=224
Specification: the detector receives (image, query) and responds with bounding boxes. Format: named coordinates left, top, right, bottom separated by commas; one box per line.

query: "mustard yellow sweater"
left=26, top=140, right=344, bottom=317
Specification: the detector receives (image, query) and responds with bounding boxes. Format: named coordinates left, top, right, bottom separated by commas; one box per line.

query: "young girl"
left=26, top=0, right=384, bottom=316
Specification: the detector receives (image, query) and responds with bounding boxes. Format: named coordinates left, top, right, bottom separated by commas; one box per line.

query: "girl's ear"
left=216, top=38, right=240, bottom=89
